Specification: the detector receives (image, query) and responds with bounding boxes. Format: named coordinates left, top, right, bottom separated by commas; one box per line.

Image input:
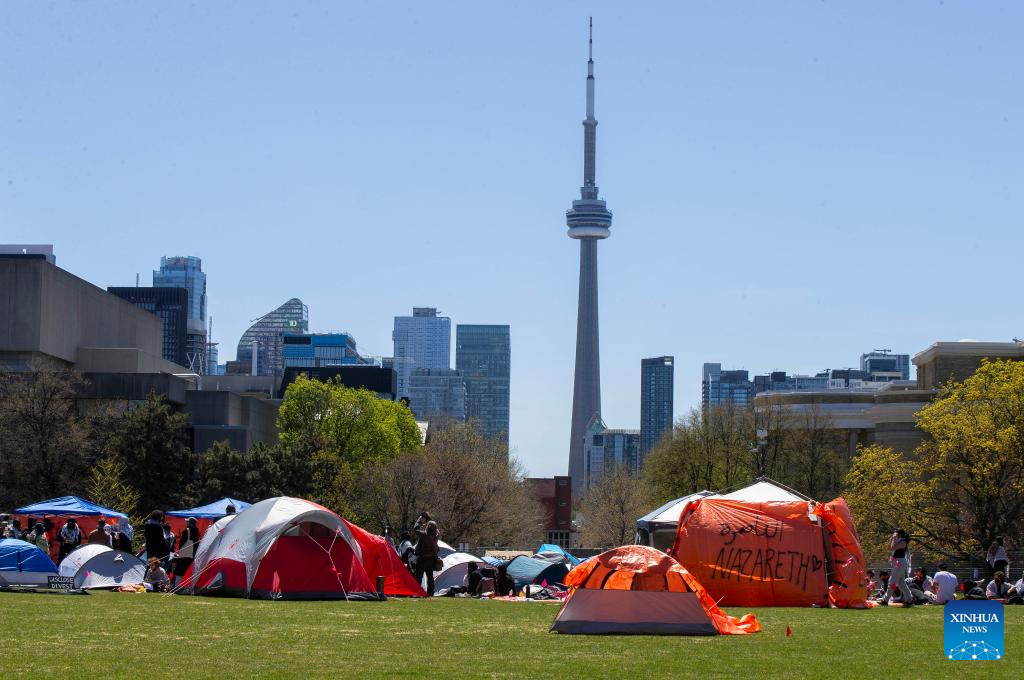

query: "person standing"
left=397, top=531, right=415, bottom=572
left=172, top=517, right=200, bottom=587
left=413, top=513, right=440, bottom=596
left=111, top=518, right=134, bottom=553
left=57, top=519, right=82, bottom=560
left=144, top=511, right=170, bottom=564
left=87, top=519, right=111, bottom=546
left=882, top=528, right=914, bottom=607
left=987, top=537, right=1009, bottom=580
left=30, top=523, right=49, bottom=554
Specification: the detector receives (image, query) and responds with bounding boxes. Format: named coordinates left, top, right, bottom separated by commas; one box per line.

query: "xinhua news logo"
left=944, top=600, right=1004, bottom=660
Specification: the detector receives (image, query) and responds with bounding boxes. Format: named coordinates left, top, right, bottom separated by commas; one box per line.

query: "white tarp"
left=58, top=544, right=112, bottom=577
left=187, top=497, right=361, bottom=593
left=432, top=551, right=484, bottom=593
left=74, top=550, right=146, bottom=589
left=718, top=480, right=805, bottom=502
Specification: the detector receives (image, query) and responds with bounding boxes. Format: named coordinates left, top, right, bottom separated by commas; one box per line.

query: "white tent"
left=437, top=540, right=456, bottom=558
left=58, top=544, right=112, bottom=577
left=635, top=478, right=808, bottom=550
left=432, top=551, right=484, bottom=593
left=74, top=550, right=146, bottom=589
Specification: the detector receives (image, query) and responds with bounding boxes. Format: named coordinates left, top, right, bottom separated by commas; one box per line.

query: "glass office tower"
left=640, top=356, right=673, bottom=460
left=456, top=324, right=511, bottom=443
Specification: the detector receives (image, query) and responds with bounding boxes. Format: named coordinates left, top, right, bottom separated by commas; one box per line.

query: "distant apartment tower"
left=283, top=332, right=362, bottom=368
left=583, top=416, right=640, bottom=489
left=753, top=371, right=829, bottom=395
left=702, top=363, right=754, bottom=409
left=861, top=350, right=910, bottom=381
left=408, top=368, right=466, bottom=425
left=153, top=255, right=207, bottom=373
left=456, top=324, right=511, bottom=443
left=107, top=287, right=189, bottom=367
left=206, top=343, right=220, bottom=375
left=392, top=307, right=451, bottom=400
left=230, top=298, right=309, bottom=376
left=640, top=356, right=674, bottom=459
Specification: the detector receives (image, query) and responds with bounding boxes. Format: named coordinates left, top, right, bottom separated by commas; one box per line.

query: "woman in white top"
left=987, top=536, right=1009, bottom=580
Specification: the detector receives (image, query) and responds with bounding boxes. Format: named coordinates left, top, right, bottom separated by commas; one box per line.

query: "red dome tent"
left=181, top=497, right=376, bottom=600
left=341, top=520, right=426, bottom=597
left=551, top=545, right=761, bottom=635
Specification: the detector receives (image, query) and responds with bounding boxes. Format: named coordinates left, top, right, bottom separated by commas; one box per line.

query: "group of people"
left=867, top=529, right=1021, bottom=606
left=1, top=515, right=133, bottom=561
left=391, top=512, right=515, bottom=597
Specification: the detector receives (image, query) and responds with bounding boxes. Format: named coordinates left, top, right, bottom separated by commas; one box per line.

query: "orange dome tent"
left=550, top=545, right=761, bottom=635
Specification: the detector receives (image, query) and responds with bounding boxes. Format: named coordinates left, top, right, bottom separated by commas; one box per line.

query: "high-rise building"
left=753, top=371, right=829, bottom=395
left=583, top=416, right=640, bottom=489
left=566, top=20, right=613, bottom=493
left=407, top=368, right=466, bottom=425
left=702, top=363, right=754, bottom=409
left=392, top=307, right=451, bottom=400
left=153, top=255, right=207, bottom=373
left=640, top=356, right=674, bottom=459
left=230, top=298, right=309, bottom=376
left=283, top=332, right=362, bottom=368
left=107, top=286, right=188, bottom=367
left=456, top=324, right=511, bottom=443
left=205, top=343, right=222, bottom=375
left=861, top=350, right=911, bottom=381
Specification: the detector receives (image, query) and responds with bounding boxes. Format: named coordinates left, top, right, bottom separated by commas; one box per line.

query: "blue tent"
left=505, top=555, right=569, bottom=589
left=166, top=497, right=251, bottom=520
left=15, top=496, right=128, bottom=518
left=0, top=538, right=58, bottom=586
left=536, top=543, right=581, bottom=566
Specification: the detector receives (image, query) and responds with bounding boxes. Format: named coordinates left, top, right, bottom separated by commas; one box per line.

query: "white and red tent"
left=180, top=497, right=424, bottom=600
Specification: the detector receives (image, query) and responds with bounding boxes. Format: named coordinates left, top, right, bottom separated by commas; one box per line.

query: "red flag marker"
left=786, top=626, right=792, bottom=637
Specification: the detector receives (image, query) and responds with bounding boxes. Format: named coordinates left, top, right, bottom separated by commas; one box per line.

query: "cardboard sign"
left=47, top=576, right=76, bottom=590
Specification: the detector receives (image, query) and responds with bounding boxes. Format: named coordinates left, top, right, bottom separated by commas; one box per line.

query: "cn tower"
left=566, top=18, right=612, bottom=493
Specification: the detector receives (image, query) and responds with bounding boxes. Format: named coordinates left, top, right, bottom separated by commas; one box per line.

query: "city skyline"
left=5, top=3, right=1022, bottom=477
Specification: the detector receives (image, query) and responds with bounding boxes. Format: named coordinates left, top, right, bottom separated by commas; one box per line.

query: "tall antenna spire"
left=582, top=17, right=597, bottom=198
left=588, top=16, right=593, bottom=61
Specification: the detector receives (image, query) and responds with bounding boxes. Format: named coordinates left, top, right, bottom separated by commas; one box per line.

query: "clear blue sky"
left=3, top=2, right=1021, bottom=477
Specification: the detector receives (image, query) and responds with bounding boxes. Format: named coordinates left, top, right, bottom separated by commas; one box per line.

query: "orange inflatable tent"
left=550, top=545, right=761, bottom=635
left=669, top=497, right=868, bottom=608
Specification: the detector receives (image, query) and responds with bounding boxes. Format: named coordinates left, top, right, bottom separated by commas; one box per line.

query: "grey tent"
left=73, top=550, right=146, bottom=590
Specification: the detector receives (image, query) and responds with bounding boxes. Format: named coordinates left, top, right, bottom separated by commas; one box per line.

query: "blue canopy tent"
left=166, top=497, right=251, bottom=520
left=536, top=543, right=581, bottom=566
left=166, top=497, right=251, bottom=534
left=15, top=496, right=128, bottom=518
left=505, top=555, right=569, bottom=589
left=0, top=538, right=58, bottom=587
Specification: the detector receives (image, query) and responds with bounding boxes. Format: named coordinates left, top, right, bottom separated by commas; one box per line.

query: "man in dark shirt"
left=465, top=562, right=483, bottom=595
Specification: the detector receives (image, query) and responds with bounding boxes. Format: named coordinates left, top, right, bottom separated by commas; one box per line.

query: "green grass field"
left=3, top=591, right=1019, bottom=678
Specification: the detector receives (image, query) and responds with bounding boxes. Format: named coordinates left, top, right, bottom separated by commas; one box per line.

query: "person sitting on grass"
left=464, top=562, right=483, bottom=596
left=495, top=564, right=515, bottom=597
left=907, top=567, right=936, bottom=604
left=987, top=571, right=1011, bottom=601
left=873, top=570, right=890, bottom=600
left=962, top=577, right=986, bottom=600
left=145, top=557, right=170, bottom=592
left=931, top=563, right=958, bottom=605
left=1006, top=576, right=1024, bottom=605
left=865, top=570, right=877, bottom=596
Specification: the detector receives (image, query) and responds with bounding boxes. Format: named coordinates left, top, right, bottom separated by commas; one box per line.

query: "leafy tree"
left=0, top=367, right=93, bottom=507
left=85, top=457, right=141, bottom=518
left=579, top=465, right=649, bottom=549
left=276, top=375, right=421, bottom=519
left=103, top=392, right=193, bottom=512
left=190, top=441, right=311, bottom=504
left=845, top=359, right=1024, bottom=559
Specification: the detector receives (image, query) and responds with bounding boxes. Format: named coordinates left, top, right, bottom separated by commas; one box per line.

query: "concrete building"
left=0, top=244, right=55, bottom=264
left=702, top=363, right=754, bottom=409
left=392, top=307, right=451, bottom=401
left=640, top=356, right=674, bottom=460
left=583, top=415, right=641, bottom=489
left=1, top=255, right=280, bottom=453
left=107, top=286, right=189, bottom=368
left=525, top=476, right=574, bottom=548
left=566, top=21, right=614, bottom=494
left=231, top=298, right=309, bottom=376
left=153, top=256, right=207, bottom=374
left=407, top=368, right=466, bottom=426
left=456, top=324, right=511, bottom=443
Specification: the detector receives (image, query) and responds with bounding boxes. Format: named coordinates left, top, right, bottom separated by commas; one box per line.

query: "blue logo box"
left=944, top=600, right=1004, bottom=660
